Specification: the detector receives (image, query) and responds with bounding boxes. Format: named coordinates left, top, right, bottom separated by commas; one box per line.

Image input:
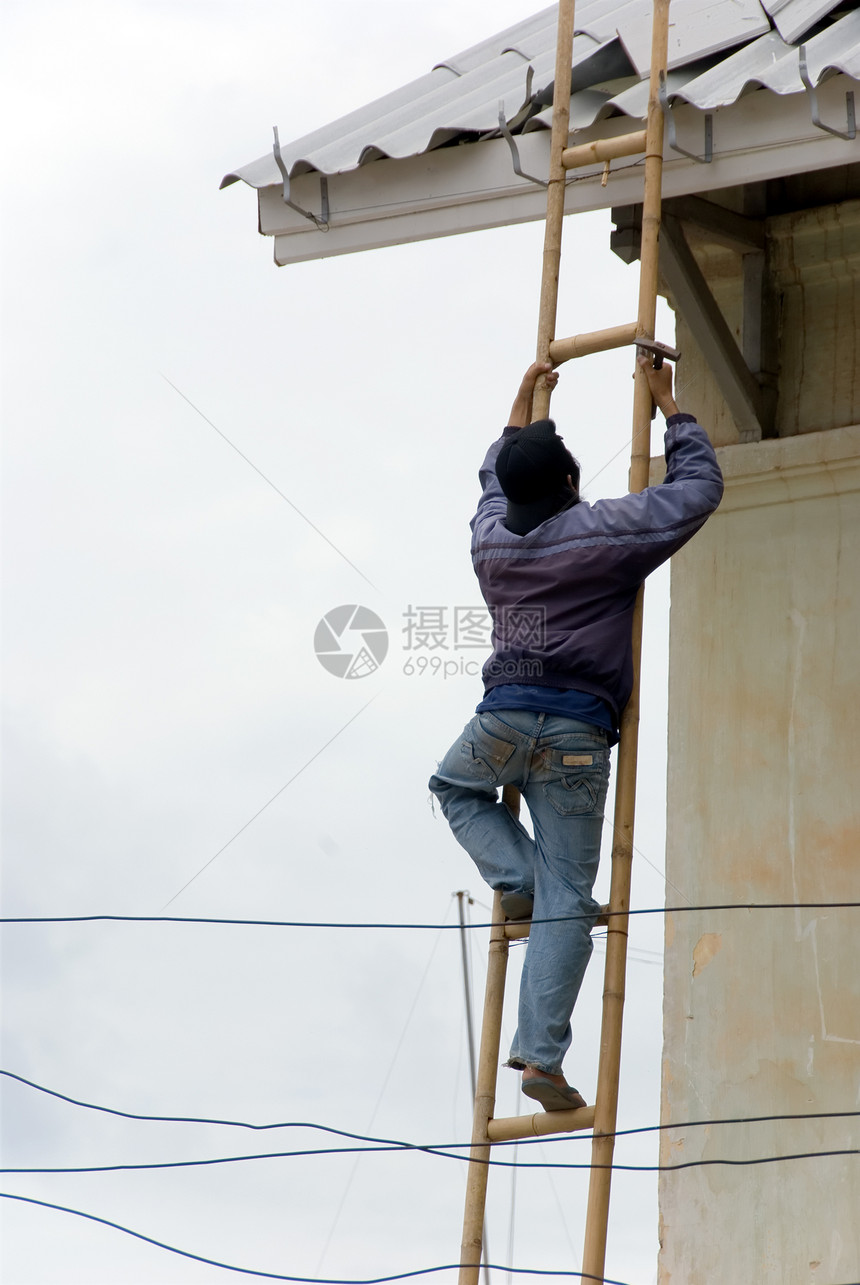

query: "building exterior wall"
left=669, top=199, right=860, bottom=446
left=657, top=425, right=860, bottom=1284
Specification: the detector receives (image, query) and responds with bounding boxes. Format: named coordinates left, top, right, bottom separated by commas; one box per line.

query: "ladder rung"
left=487, top=1104, right=595, bottom=1142
left=505, top=904, right=611, bottom=940
left=549, top=321, right=638, bottom=363
left=562, top=130, right=647, bottom=170
left=504, top=921, right=530, bottom=940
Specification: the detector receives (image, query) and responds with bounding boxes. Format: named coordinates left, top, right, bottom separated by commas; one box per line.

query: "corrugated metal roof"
left=613, top=0, right=772, bottom=74
left=669, top=11, right=860, bottom=108
left=762, top=0, right=844, bottom=45
left=222, top=0, right=860, bottom=190
left=541, top=8, right=860, bottom=125
left=433, top=5, right=559, bottom=73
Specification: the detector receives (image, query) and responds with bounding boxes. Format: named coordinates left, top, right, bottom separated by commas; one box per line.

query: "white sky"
left=1, top=4, right=682, bottom=1283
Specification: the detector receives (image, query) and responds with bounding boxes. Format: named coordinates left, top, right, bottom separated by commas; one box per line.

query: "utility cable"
left=598, top=798, right=693, bottom=906
left=496, top=1008, right=579, bottom=1264
left=506, top=1092, right=519, bottom=1285
left=15, top=1146, right=858, bottom=1177
left=4, top=1190, right=858, bottom=1285
left=3, top=1070, right=857, bottom=1150
left=315, top=898, right=453, bottom=1273
left=0, top=1193, right=632, bottom=1284
left=161, top=695, right=377, bottom=909
left=11, top=1147, right=855, bottom=1176
left=4, top=902, right=860, bottom=929
left=161, top=374, right=377, bottom=592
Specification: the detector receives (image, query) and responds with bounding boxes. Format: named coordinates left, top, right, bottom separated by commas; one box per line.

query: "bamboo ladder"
left=457, top=1, right=672, bottom=1281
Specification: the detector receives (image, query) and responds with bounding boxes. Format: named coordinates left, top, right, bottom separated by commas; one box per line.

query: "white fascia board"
left=257, top=75, right=860, bottom=266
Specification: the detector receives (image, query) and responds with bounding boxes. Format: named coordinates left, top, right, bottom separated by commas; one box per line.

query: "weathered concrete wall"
left=669, top=199, right=860, bottom=446
left=657, top=425, right=860, bottom=1284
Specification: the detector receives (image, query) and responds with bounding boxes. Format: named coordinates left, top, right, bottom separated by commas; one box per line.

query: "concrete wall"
left=657, top=425, right=860, bottom=1284
left=670, top=199, right=860, bottom=446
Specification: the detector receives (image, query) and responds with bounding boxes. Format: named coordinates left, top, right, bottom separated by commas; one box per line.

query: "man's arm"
left=508, top=361, right=559, bottom=427
left=638, top=354, right=679, bottom=418
left=471, top=361, right=562, bottom=543
left=580, top=357, right=722, bottom=575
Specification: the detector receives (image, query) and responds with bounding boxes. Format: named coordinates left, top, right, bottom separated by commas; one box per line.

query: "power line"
left=3, top=1072, right=857, bottom=1177
left=3, top=901, right=859, bottom=930
left=0, top=1192, right=632, bottom=1284
left=4, top=1070, right=857, bottom=1148
left=4, top=1191, right=857, bottom=1285
left=3, top=1146, right=856, bottom=1177
left=315, top=899, right=454, bottom=1274
left=161, top=695, right=378, bottom=909
left=161, top=374, right=378, bottom=592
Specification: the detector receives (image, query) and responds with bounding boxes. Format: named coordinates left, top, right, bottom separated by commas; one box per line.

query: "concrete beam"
left=663, top=195, right=765, bottom=253
left=660, top=213, right=766, bottom=441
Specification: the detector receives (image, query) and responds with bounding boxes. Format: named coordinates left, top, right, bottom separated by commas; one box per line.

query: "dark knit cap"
left=496, top=419, right=579, bottom=535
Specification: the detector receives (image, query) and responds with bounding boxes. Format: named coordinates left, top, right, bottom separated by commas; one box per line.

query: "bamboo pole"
left=488, top=1104, right=595, bottom=1142
left=499, top=0, right=577, bottom=927
left=460, top=12, right=578, bottom=1274
left=549, top=321, right=638, bottom=364
left=580, top=2, right=671, bottom=1281
left=460, top=18, right=578, bottom=1273
left=458, top=889, right=509, bottom=1285
left=532, top=0, right=577, bottom=423
left=561, top=130, right=646, bottom=169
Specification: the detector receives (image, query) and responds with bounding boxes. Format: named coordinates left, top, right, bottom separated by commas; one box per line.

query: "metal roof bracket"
left=659, top=73, right=712, bottom=163
left=798, top=46, right=856, bottom=141
left=272, top=127, right=330, bottom=230
left=498, top=101, right=548, bottom=188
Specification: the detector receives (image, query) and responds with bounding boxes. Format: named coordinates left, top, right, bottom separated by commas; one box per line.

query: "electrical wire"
left=2, top=902, right=859, bottom=930
left=591, top=934, right=663, bottom=966
left=496, top=1005, right=579, bottom=1263
left=315, top=898, right=453, bottom=1273
left=3, top=1142, right=855, bottom=1177
left=160, top=694, right=378, bottom=910
left=3, top=1070, right=857, bottom=1152
left=0, top=1192, right=633, bottom=1284
left=162, top=374, right=377, bottom=593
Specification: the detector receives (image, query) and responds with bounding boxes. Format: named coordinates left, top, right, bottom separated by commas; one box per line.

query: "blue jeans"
left=429, top=709, right=611, bottom=1075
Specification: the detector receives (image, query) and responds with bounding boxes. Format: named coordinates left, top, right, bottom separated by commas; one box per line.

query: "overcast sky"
left=1, top=4, right=681, bottom=1283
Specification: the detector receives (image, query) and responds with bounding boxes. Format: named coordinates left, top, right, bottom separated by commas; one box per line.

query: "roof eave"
left=242, top=77, right=860, bottom=266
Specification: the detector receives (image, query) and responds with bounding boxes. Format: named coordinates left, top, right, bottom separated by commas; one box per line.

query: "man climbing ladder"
left=430, top=355, right=722, bottom=1109
left=440, top=0, right=726, bottom=1279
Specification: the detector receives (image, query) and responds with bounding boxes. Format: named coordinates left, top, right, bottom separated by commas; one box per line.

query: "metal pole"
left=456, top=891, right=479, bottom=1098
left=458, top=889, right=510, bottom=1285
left=581, top=2, right=671, bottom=1280
left=456, top=891, right=491, bottom=1285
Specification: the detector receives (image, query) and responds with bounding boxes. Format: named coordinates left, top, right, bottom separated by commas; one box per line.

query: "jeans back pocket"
left=460, top=719, right=517, bottom=784
left=542, top=746, right=609, bottom=816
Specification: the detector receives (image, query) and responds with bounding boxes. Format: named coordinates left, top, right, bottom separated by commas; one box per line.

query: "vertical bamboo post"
left=532, top=0, right=577, bottom=424
left=581, top=2, right=671, bottom=1281
left=501, top=0, right=577, bottom=899
left=458, top=889, right=509, bottom=1285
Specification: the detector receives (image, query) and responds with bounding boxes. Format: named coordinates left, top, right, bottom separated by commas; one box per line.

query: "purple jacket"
left=471, top=414, right=724, bottom=727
